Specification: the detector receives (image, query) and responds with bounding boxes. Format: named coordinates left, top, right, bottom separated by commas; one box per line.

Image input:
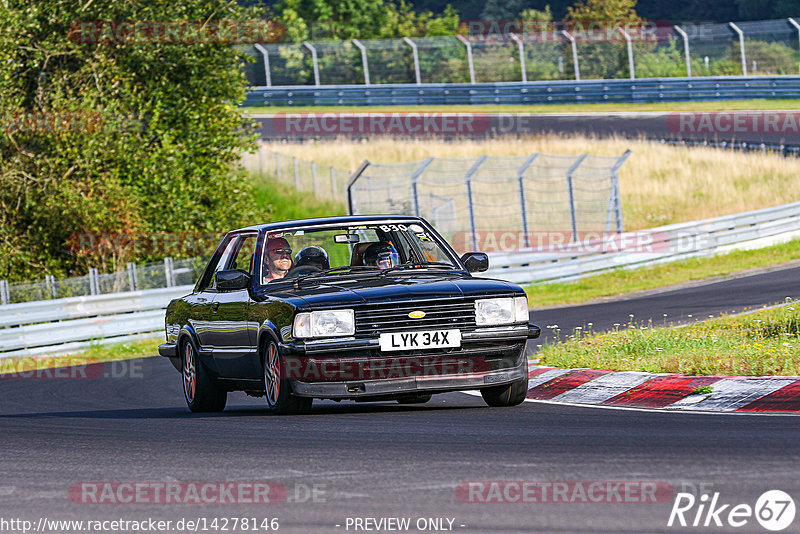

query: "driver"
left=363, top=242, right=400, bottom=270
left=262, top=237, right=293, bottom=282
left=294, top=246, right=330, bottom=271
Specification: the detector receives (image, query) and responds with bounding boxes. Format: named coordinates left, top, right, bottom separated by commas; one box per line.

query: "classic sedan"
left=159, top=216, right=540, bottom=414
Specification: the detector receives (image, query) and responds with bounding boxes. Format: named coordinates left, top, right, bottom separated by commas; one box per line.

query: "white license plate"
left=379, top=329, right=461, bottom=352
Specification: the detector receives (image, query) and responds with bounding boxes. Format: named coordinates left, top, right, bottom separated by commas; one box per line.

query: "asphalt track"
left=1, top=265, right=800, bottom=533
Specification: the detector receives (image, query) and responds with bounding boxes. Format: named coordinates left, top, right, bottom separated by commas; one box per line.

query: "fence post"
left=253, top=43, right=272, bottom=87
left=303, top=41, right=321, bottom=86
left=618, top=27, right=635, bottom=79
left=789, top=18, right=800, bottom=74
left=89, top=267, right=99, bottom=295
left=127, top=262, right=137, bottom=292
left=352, top=39, right=370, bottom=85
left=609, top=150, right=631, bottom=233
left=330, top=167, right=337, bottom=197
left=293, top=156, right=300, bottom=189
left=516, top=154, right=539, bottom=248
left=561, top=30, right=580, bottom=81
left=276, top=152, right=281, bottom=181
left=403, top=37, right=421, bottom=85
left=258, top=143, right=263, bottom=172
left=346, top=160, right=371, bottom=215
left=728, top=22, right=747, bottom=76
left=311, top=161, right=318, bottom=197
left=673, top=25, right=692, bottom=77
left=464, top=156, right=488, bottom=250
left=456, top=34, right=476, bottom=84
left=0, top=279, right=8, bottom=305
left=410, top=157, right=434, bottom=217
left=565, top=154, right=589, bottom=243
left=45, top=274, right=57, bottom=299
left=164, top=257, right=174, bottom=288
left=509, top=33, right=527, bottom=83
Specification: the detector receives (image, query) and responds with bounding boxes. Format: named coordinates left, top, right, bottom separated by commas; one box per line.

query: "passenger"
left=294, top=246, right=330, bottom=271
left=262, top=237, right=293, bottom=282
left=363, top=242, right=400, bottom=270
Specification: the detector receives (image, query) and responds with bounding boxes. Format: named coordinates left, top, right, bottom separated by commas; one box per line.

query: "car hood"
left=264, top=274, right=523, bottom=309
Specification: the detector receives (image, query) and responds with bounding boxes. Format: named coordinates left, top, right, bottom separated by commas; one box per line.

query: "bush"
left=0, top=0, right=262, bottom=282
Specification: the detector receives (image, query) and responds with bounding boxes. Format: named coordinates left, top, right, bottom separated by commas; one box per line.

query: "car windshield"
left=259, top=221, right=460, bottom=285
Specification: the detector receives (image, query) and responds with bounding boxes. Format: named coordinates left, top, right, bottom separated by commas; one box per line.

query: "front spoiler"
left=290, top=357, right=528, bottom=399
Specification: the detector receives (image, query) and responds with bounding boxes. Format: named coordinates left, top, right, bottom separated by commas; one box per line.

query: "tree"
left=0, top=0, right=261, bottom=281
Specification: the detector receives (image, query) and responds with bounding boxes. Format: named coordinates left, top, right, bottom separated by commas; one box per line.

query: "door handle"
left=212, top=302, right=220, bottom=313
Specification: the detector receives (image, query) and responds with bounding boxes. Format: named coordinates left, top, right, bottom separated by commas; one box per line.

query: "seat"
left=350, top=242, right=374, bottom=266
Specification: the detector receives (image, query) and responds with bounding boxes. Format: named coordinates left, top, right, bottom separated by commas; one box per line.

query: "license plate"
left=379, top=329, right=461, bottom=352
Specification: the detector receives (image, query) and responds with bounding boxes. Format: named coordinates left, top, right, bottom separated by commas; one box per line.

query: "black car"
left=159, top=216, right=540, bottom=414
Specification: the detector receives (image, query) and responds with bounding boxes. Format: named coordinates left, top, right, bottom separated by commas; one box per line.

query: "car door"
left=192, top=235, right=239, bottom=356
left=210, top=232, right=259, bottom=379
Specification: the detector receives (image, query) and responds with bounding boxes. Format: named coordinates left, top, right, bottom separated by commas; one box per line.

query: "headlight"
left=293, top=309, right=355, bottom=339
left=475, top=297, right=529, bottom=326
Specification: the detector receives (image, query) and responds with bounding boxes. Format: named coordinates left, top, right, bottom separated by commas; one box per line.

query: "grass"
left=259, top=135, right=800, bottom=231
left=243, top=99, right=800, bottom=115
left=525, top=237, right=800, bottom=307
left=0, top=337, right=161, bottom=375
left=250, top=171, right=347, bottom=220
left=538, top=299, right=800, bottom=376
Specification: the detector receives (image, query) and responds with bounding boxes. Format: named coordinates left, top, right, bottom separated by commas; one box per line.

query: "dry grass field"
left=259, top=136, right=800, bottom=231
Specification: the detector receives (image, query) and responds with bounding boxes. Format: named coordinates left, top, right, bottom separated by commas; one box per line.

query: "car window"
left=230, top=234, right=257, bottom=275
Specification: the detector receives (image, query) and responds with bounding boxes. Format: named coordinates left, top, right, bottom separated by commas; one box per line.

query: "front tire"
left=182, top=338, right=227, bottom=413
left=263, top=340, right=312, bottom=415
left=480, top=375, right=528, bottom=407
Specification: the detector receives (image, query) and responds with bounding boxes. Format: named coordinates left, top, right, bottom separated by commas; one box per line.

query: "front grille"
left=354, top=299, right=476, bottom=337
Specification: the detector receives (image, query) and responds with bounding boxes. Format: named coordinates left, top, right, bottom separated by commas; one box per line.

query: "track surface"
left=2, top=266, right=800, bottom=533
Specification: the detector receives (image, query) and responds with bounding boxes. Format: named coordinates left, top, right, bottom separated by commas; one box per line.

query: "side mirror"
left=217, top=269, right=252, bottom=291
left=460, top=252, right=489, bottom=273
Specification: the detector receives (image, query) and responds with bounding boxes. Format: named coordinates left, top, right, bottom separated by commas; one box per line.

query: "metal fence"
left=242, top=144, right=351, bottom=199
left=346, top=151, right=630, bottom=254
left=0, top=258, right=204, bottom=306
left=244, top=17, right=800, bottom=88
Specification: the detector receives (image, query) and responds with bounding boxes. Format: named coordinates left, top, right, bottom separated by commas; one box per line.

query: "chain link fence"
left=346, top=151, right=630, bottom=254
left=0, top=258, right=205, bottom=305
left=243, top=16, right=800, bottom=87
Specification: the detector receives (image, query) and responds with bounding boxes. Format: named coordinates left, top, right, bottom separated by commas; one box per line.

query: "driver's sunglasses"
left=270, top=248, right=293, bottom=257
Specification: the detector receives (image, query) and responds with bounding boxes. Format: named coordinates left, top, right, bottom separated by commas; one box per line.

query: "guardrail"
left=244, top=76, right=800, bottom=107
left=486, top=200, right=800, bottom=284
left=0, top=285, right=193, bottom=358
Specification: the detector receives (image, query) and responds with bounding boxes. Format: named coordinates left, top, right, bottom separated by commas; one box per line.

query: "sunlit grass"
left=539, top=300, right=800, bottom=376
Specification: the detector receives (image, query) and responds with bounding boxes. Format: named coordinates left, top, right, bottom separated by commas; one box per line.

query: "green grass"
left=249, top=171, right=347, bottom=221
left=0, top=337, right=162, bottom=375
left=243, top=99, right=800, bottom=115
left=538, top=300, right=800, bottom=376
left=526, top=238, right=800, bottom=308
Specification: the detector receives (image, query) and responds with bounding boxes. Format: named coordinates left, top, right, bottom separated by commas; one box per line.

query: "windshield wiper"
left=378, top=261, right=458, bottom=276
left=292, top=265, right=379, bottom=287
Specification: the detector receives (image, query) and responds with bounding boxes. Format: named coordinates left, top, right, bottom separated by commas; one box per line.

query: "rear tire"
left=397, top=393, right=432, bottom=404
left=181, top=338, right=227, bottom=413
left=263, top=339, right=312, bottom=415
left=480, top=375, right=528, bottom=407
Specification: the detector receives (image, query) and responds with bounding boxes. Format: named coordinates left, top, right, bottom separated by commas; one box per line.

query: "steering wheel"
left=284, top=265, right=322, bottom=279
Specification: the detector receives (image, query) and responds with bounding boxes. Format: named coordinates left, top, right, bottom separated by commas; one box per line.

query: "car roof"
left=230, top=215, right=425, bottom=234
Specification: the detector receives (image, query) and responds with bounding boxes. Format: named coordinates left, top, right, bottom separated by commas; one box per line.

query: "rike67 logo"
left=668, top=490, right=795, bottom=531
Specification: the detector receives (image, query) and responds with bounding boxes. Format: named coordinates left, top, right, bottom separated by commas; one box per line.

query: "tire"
left=480, top=375, right=529, bottom=407
left=263, top=339, right=312, bottom=415
left=396, top=393, right=432, bottom=404
left=181, top=338, right=227, bottom=413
